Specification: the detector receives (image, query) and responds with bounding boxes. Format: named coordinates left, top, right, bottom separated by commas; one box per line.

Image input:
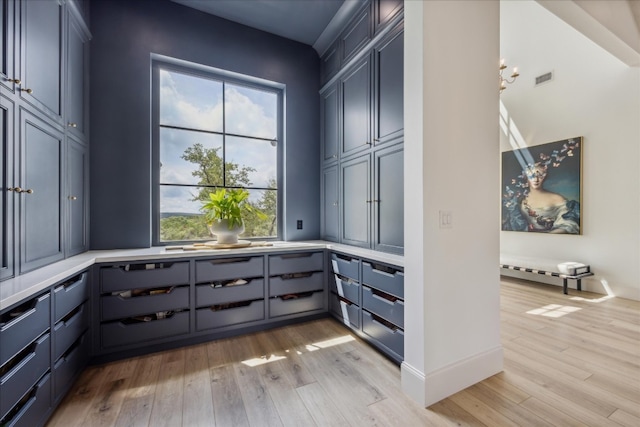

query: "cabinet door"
left=374, top=0, right=403, bottom=34
left=341, top=155, right=370, bottom=248
left=0, top=0, right=17, bottom=93
left=322, top=165, right=339, bottom=242
left=0, top=95, right=14, bottom=281
left=374, top=25, right=403, bottom=146
left=320, top=41, right=340, bottom=85
left=66, top=5, right=90, bottom=140
left=19, top=109, right=64, bottom=273
left=321, top=83, right=339, bottom=163
left=67, top=138, right=87, bottom=256
left=374, top=143, right=403, bottom=254
left=341, top=55, right=371, bottom=158
left=20, top=0, right=64, bottom=119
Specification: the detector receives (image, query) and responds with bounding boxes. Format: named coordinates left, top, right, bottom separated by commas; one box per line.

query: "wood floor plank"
left=209, top=365, right=249, bottom=427
left=233, top=362, right=283, bottom=427
left=608, top=408, right=640, bottom=427
left=147, top=349, right=186, bottom=427
left=295, top=382, right=350, bottom=427
left=113, top=353, right=163, bottom=427
left=182, top=345, right=215, bottom=426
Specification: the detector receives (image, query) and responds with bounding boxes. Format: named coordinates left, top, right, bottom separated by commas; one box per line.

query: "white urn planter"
left=209, top=219, right=245, bottom=244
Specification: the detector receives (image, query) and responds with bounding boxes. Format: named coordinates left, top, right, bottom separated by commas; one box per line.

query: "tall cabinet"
left=0, top=0, right=90, bottom=280
left=320, top=0, right=404, bottom=255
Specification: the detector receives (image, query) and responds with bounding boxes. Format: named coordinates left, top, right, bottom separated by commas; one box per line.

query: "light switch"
left=439, top=210, right=453, bottom=229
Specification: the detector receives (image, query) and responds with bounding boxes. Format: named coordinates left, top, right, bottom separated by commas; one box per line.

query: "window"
left=152, top=59, right=281, bottom=243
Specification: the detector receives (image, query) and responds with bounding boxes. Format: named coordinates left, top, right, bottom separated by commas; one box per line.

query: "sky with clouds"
left=159, top=69, right=278, bottom=214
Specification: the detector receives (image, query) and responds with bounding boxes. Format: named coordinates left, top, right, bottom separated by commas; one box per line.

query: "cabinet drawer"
left=329, top=274, right=360, bottom=305
left=54, top=272, right=89, bottom=322
left=269, top=252, right=324, bottom=276
left=101, top=286, right=189, bottom=322
left=0, top=293, right=50, bottom=367
left=196, top=257, right=263, bottom=283
left=269, top=291, right=325, bottom=318
left=53, top=303, right=89, bottom=361
left=330, top=253, right=359, bottom=281
left=362, top=286, right=404, bottom=328
left=362, top=261, right=403, bottom=298
left=0, top=372, right=51, bottom=427
left=53, top=333, right=90, bottom=400
left=196, top=279, right=264, bottom=308
left=100, top=262, right=189, bottom=293
left=329, top=293, right=360, bottom=329
left=269, top=271, right=324, bottom=297
left=101, top=310, right=189, bottom=349
left=362, top=310, right=404, bottom=358
left=0, top=333, right=50, bottom=419
left=196, top=300, right=265, bottom=331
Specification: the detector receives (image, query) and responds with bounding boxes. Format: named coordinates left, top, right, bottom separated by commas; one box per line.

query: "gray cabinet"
left=0, top=0, right=17, bottom=93
left=341, top=55, right=372, bottom=158
left=373, top=144, right=403, bottom=254
left=321, top=83, right=339, bottom=164
left=341, top=155, right=371, bottom=248
left=1, top=0, right=90, bottom=283
left=65, top=5, right=90, bottom=140
left=374, top=0, right=403, bottom=34
left=340, top=2, right=372, bottom=64
left=0, top=95, right=15, bottom=281
left=19, top=0, right=64, bottom=121
left=66, top=138, right=88, bottom=256
left=328, top=251, right=404, bottom=363
left=268, top=252, right=325, bottom=318
left=373, top=23, right=403, bottom=146
left=321, top=165, right=339, bottom=242
left=19, top=109, right=64, bottom=274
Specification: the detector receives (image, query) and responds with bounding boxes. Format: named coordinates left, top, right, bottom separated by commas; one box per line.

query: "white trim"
left=424, top=346, right=504, bottom=407
left=401, top=361, right=426, bottom=405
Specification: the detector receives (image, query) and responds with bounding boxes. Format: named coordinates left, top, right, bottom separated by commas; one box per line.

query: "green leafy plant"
left=201, top=188, right=266, bottom=229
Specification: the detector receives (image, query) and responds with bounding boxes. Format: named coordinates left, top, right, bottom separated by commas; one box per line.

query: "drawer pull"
left=207, top=299, right=256, bottom=312
left=207, top=257, right=252, bottom=265
left=278, top=291, right=315, bottom=300
left=113, top=286, right=175, bottom=298
left=278, top=253, right=315, bottom=259
left=370, top=288, right=399, bottom=304
left=54, top=272, right=86, bottom=292
left=279, top=272, right=313, bottom=280
left=119, top=310, right=182, bottom=324
left=369, top=312, right=400, bottom=332
left=209, top=279, right=249, bottom=288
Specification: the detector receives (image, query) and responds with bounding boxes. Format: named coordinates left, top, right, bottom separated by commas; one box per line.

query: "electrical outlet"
left=297, top=220, right=303, bottom=229
left=439, top=210, right=453, bottom=229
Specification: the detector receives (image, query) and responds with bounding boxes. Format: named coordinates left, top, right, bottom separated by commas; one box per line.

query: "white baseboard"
left=401, top=361, right=426, bottom=404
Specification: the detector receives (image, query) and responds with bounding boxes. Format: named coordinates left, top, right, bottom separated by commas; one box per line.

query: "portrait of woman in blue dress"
left=502, top=137, right=582, bottom=234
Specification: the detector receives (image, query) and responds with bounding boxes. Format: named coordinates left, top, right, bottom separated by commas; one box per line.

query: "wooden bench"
left=500, top=256, right=593, bottom=295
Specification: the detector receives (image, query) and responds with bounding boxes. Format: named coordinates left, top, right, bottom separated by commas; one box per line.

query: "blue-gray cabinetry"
left=328, top=251, right=404, bottom=363
left=1, top=0, right=91, bottom=282
left=0, top=95, right=15, bottom=281
left=0, top=270, right=90, bottom=427
left=320, top=11, right=404, bottom=255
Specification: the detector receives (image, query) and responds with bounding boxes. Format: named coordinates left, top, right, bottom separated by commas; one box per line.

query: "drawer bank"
left=0, top=243, right=403, bottom=426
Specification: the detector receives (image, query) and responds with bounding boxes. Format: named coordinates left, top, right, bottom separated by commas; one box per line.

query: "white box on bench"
left=557, top=262, right=590, bottom=276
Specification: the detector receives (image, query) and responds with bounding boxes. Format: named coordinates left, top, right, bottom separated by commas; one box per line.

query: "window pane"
left=160, top=128, right=223, bottom=186
left=160, top=185, right=211, bottom=241
left=243, top=189, right=277, bottom=238
left=160, top=70, right=223, bottom=133
left=225, top=83, right=277, bottom=139
left=225, top=136, right=277, bottom=188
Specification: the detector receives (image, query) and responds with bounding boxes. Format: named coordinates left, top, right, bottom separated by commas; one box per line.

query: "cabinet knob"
left=69, top=196, right=78, bottom=201
left=10, top=186, right=22, bottom=193
left=7, top=78, right=21, bottom=85
left=23, top=188, right=34, bottom=194
left=13, top=188, right=34, bottom=194
left=68, top=122, right=77, bottom=128
left=20, top=88, right=33, bottom=94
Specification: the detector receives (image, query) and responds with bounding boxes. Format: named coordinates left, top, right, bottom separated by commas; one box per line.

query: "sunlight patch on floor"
left=526, top=304, right=582, bottom=318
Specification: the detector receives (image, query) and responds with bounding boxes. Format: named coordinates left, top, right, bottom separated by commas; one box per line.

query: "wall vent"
left=535, top=71, right=553, bottom=86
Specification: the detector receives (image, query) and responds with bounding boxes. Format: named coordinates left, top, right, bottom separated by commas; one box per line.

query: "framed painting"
left=501, top=136, right=582, bottom=234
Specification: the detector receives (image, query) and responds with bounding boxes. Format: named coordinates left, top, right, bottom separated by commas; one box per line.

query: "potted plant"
left=201, top=188, right=265, bottom=244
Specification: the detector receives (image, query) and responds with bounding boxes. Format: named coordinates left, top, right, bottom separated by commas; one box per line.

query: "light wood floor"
left=47, top=277, right=640, bottom=426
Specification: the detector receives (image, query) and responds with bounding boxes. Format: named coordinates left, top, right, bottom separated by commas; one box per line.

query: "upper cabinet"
left=373, top=22, right=403, bottom=146
left=321, top=82, right=339, bottom=164
left=1, top=0, right=90, bottom=281
left=341, top=54, right=371, bottom=158
left=20, top=0, right=64, bottom=122
left=374, top=0, right=403, bottom=35
left=340, top=3, right=371, bottom=65
left=66, top=3, right=90, bottom=140
left=1, top=0, right=17, bottom=93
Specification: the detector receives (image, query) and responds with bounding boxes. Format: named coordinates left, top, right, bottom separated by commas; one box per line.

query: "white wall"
left=500, top=0, right=640, bottom=301
left=403, top=0, right=503, bottom=407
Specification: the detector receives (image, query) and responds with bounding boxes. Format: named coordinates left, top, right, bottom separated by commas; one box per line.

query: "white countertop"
left=0, top=241, right=403, bottom=310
